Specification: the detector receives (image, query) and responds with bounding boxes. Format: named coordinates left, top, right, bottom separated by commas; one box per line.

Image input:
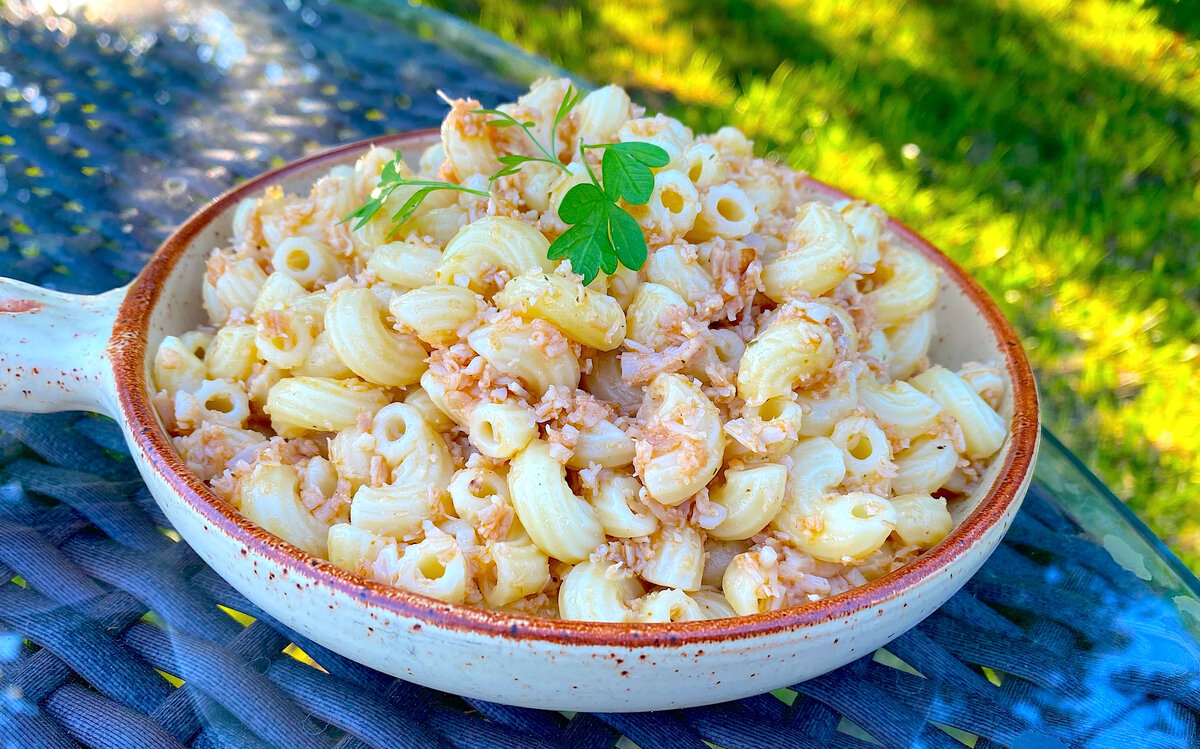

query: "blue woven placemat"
left=2, top=3, right=1199, bottom=747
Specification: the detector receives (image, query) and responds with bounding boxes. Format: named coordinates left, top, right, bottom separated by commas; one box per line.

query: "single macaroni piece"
left=772, top=437, right=845, bottom=540
left=645, top=244, right=716, bottom=306
left=265, top=376, right=388, bottom=436
left=566, top=420, right=636, bottom=469
left=707, top=464, right=788, bottom=541
left=586, top=471, right=659, bottom=538
left=350, top=480, right=443, bottom=538
left=559, top=560, right=643, bottom=622
left=788, top=491, right=898, bottom=564
left=155, top=78, right=1012, bottom=621
left=175, top=379, right=250, bottom=430
left=890, top=493, right=953, bottom=549
left=575, top=84, right=634, bottom=144
left=643, top=170, right=701, bottom=238
left=325, top=287, right=427, bottom=387
left=722, top=549, right=780, bottom=616
left=467, top=400, right=538, bottom=459
left=206, top=324, right=257, bottom=381
left=867, top=248, right=939, bottom=326
left=467, top=317, right=581, bottom=398
left=641, top=525, right=705, bottom=591
left=367, top=239, right=441, bottom=289
left=634, top=374, right=725, bottom=506
left=892, top=435, right=960, bottom=495
left=436, top=215, right=556, bottom=293
left=508, top=439, right=605, bottom=563
left=635, top=588, right=705, bottom=622
left=683, top=143, right=725, bottom=189
left=495, top=272, right=627, bottom=351
left=910, top=366, right=1006, bottom=459
left=480, top=540, right=550, bottom=608
left=737, top=311, right=836, bottom=405
left=830, top=415, right=895, bottom=492
left=625, top=282, right=689, bottom=350
left=885, top=309, right=936, bottom=380
left=837, top=199, right=887, bottom=272
left=390, top=285, right=482, bottom=348
left=237, top=462, right=330, bottom=558
left=857, top=375, right=942, bottom=439
left=252, top=272, right=305, bottom=319
left=153, top=335, right=206, bottom=397
left=692, top=588, right=738, bottom=620
left=690, top=182, right=757, bottom=240
left=762, top=202, right=861, bottom=302
left=206, top=256, right=268, bottom=324
left=388, top=526, right=469, bottom=604
left=271, top=237, right=343, bottom=289
left=795, top=373, right=858, bottom=437
left=327, top=523, right=392, bottom=577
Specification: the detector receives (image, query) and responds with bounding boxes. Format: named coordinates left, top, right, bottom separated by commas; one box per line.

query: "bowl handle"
left=0, top=277, right=127, bottom=416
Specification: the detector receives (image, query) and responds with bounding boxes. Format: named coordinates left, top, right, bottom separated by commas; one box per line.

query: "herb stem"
left=523, top=156, right=569, bottom=172
left=387, top=180, right=490, bottom=195
left=531, top=137, right=567, bottom=171
left=579, top=139, right=601, bottom=188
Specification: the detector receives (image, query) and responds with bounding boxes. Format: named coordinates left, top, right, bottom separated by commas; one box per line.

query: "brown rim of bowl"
left=108, top=130, right=1040, bottom=647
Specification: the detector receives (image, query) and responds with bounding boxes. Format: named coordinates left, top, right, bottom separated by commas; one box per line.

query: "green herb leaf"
left=341, top=153, right=488, bottom=238
left=475, top=87, right=585, bottom=177
left=547, top=213, right=607, bottom=285
left=601, top=147, right=656, bottom=203
left=474, top=108, right=536, bottom=129
left=549, top=184, right=650, bottom=285
left=341, top=196, right=384, bottom=230
left=389, top=186, right=437, bottom=236
left=604, top=141, right=671, bottom=167
left=582, top=141, right=670, bottom=203
left=554, top=85, right=585, bottom=132
left=486, top=119, right=536, bottom=128
left=558, top=182, right=609, bottom=224
left=488, top=164, right=525, bottom=181
left=605, top=203, right=648, bottom=271
left=380, top=157, right=402, bottom=182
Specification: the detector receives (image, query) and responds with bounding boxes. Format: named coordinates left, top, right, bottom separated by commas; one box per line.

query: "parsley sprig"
left=551, top=141, right=669, bottom=284
left=341, top=86, right=670, bottom=284
left=340, top=156, right=488, bottom=239
left=475, top=85, right=583, bottom=181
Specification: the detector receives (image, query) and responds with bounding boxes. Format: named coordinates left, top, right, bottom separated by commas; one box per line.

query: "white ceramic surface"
left=0, top=132, right=1039, bottom=711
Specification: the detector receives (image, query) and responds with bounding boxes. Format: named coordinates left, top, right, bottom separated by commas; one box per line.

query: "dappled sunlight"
left=1012, top=0, right=1200, bottom=99
left=774, top=0, right=942, bottom=71
left=592, top=0, right=736, bottom=107
left=4, top=0, right=167, bottom=24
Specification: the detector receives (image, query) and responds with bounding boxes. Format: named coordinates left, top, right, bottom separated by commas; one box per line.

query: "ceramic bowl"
left=0, top=131, right=1039, bottom=711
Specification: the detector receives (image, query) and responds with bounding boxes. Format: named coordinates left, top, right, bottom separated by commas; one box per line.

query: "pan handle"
left=0, top=277, right=127, bottom=416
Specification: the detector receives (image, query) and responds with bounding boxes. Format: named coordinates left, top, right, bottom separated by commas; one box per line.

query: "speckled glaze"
left=0, top=132, right=1039, bottom=711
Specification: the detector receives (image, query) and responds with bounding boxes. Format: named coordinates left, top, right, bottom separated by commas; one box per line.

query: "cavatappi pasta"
left=154, top=78, right=1011, bottom=622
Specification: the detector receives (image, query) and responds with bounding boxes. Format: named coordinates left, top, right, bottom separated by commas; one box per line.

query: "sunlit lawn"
left=425, top=0, right=1200, bottom=568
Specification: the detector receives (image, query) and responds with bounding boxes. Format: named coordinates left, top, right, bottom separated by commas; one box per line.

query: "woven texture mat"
left=2, top=2, right=1200, bottom=747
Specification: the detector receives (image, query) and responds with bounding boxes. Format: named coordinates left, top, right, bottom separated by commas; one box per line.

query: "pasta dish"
left=152, top=78, right=1009, bottom=622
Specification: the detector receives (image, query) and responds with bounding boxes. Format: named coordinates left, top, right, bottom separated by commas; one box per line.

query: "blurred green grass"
left=424, top=0, right=1200, bottom=569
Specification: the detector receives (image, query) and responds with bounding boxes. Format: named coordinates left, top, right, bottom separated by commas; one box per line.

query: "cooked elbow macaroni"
left=155, top=79, right=1011, bottom=621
